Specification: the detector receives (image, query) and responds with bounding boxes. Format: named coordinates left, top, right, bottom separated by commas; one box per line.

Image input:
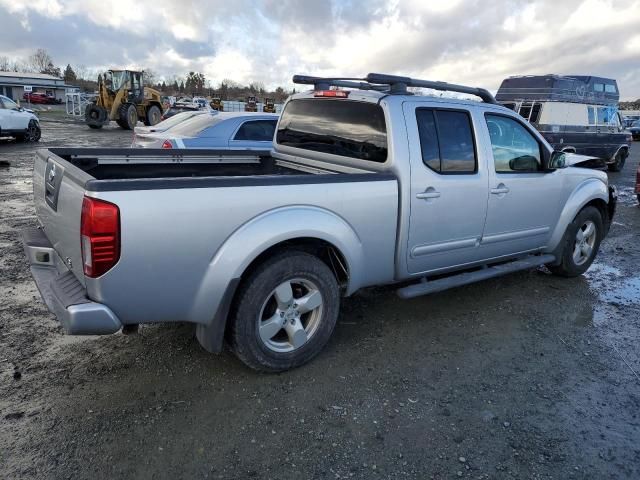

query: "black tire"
left=228, top=251, right=340, bottom=372
left=548, top=206, right=603, bottom=277
left=607, top=150, right=626, bottom=172
left=16, top=120, right=41, bottom=142
left=145, top=105, right=162, bottom=126
left=85, top=104, right=107, bottom=129
left=117, top=103, right=137, bottom=130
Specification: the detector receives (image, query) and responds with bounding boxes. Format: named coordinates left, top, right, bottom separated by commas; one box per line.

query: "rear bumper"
left=21, top=227, right=122, bottom=335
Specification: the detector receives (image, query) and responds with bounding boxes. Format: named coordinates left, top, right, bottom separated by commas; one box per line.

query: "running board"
left=397, top=254, right=556, bottom=299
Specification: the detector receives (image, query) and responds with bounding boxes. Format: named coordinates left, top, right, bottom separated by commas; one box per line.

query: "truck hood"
left=564, top=152, right=606, bottom=169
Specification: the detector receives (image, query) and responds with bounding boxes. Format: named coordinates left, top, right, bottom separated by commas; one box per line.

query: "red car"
left=23, top=92, right=58, bottom=104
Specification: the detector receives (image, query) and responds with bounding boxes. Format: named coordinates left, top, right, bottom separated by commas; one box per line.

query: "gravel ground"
left=0, top=120, right=639, bottom=480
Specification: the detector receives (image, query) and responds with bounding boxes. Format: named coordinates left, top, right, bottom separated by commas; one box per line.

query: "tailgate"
left=33, top=149, right=93, bottom=286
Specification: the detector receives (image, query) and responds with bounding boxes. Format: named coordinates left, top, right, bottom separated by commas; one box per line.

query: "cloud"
left=0, top=0, right=638, bottom=99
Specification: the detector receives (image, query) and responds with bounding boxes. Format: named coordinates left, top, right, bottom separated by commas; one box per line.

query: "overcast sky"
left=1, top=0, right=639, bottom=99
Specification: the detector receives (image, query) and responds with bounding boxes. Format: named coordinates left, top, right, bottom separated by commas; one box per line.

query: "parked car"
left=635, top=163, right=640, bottom=203
left=134, top=109, right=212, bottom=138
left=21, top=73, right=616, bottom=372
left=497, top=75, right=630, bottom=172
left=133, top=112, right=278, bottom=149
left=23, top=92, right=59, bottom=104
left=0, top=95, right=41, bottom=142
left=629, top=120, right=640, bottom=140
left=192, top=97, right=208, bottom=108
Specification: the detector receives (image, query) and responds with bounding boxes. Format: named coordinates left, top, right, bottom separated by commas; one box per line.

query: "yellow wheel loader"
left=263, top=98, right=276, bottom=113
left=244, top=96, right=258, bottom=112
left=85, top=70, right=164, bottom=130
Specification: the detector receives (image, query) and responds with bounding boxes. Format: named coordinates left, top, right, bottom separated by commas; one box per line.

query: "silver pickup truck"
left=22, top=73, right=617, bottom=372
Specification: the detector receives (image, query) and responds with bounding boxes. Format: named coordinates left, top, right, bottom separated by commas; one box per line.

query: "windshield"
left=168, top=114, right=224, bottom=136
left=157, top=111, right=206, bottom=130
left=0, top=95, right=19, bottom=110
left=110, top=71, right=129, bottom=91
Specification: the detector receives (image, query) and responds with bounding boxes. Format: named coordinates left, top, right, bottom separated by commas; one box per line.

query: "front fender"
left=189, top=205, right=364, bottom=326
left=547, top=178, right=609, bottom=252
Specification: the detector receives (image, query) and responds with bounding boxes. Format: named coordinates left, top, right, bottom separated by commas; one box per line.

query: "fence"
left=66, top=92, right=97, bottom=117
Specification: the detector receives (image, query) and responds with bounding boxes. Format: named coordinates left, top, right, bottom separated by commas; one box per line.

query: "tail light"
left=314, top=90, right=349, bottom=98
left=635, top=167, right=640, bottom=194
left=81, top=196, right=120, bottom=278
left=161, top=140, right=172, bottom=149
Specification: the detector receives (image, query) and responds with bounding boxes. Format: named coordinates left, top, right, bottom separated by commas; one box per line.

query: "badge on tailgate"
left=44, top=157, right=64, bottom=211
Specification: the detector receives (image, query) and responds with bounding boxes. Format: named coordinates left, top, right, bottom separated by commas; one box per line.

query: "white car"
left=0, top=95, right=41, bottom=142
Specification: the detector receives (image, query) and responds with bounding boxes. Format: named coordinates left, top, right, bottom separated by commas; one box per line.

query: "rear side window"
left=605, top=84, right=617, bottom=93
left=416, top=108, right=477, bottom=173
left=234, top=120, right=276, bottom=141
left=276, top=99, right=387, bottom=162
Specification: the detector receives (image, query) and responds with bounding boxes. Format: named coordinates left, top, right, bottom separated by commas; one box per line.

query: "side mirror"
left=548, top=150, right=567, bottom=169
left=509, top=155, right=540, bottom=171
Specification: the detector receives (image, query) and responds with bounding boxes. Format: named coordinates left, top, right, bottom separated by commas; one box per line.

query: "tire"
left=228, top=251, right=340, bottom=372
left=607, top=150, right=626, bottom=172
left=117, top=103, right=137, bottom=130
left=16, top=120, right=41, bottom=142
left=145, top=105, right=162, bottom=126
left=548, top=206, right=603, bottom=277
left=85, top=104, right=107, bottom=129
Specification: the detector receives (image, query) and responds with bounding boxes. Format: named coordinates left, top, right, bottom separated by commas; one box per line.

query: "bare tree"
left=143, top=69, right=157, bottom=86
left=0, top=56, right=10, bottom=72
left=29, top=49, right=54, bottom=73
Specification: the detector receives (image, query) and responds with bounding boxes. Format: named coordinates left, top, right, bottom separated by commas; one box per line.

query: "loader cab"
left=105, top=70, right=144, bottom=103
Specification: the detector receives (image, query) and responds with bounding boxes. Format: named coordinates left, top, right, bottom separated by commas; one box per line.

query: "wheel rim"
left=26, top=122, right=37, bottom=141
left=257, top=278, right=324, bottom=353
left=150, top=109, right=160, bottom=124
left=128, top=107, right=137, bottom=126
left=573, top=220, right=597, bottom=266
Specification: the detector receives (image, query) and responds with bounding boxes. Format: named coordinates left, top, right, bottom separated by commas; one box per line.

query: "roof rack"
left=292, top=72, right=498, bottom=104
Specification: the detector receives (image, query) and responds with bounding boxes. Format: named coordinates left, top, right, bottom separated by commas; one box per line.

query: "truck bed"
left=49, top=148, right=314, bottom=181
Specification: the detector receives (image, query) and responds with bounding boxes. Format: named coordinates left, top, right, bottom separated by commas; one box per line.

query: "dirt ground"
left=1, top=119, right=639, bottom=480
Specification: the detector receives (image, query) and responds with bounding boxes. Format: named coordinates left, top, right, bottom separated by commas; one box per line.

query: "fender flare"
left=547, top=178, right=609, bottom=252
left=189, top=205, right=364, bottom=327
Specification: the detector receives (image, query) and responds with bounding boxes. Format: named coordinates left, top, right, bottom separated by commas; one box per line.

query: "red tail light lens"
left=314, top=90, right=349, bottom=98
left=81, top=196, right=120, bottom=278
left=161, top=140, right=172, bottom=149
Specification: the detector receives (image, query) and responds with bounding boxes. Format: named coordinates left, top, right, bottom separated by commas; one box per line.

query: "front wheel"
left=16, top=120, right=41, bottom=142
left=607, top=150, right=626, bottom=172
left=548, top=206, right=603, bottom=277
left=228, top=251, right=340, bottom=372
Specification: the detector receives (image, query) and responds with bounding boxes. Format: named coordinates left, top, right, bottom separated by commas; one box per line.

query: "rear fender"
left=547, top=178, right=609, bottom=252
left=189, top=206, right=364, bottom=326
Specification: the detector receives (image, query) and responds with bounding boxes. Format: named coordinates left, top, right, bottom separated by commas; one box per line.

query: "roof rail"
left=292, top=72, right=498, bottom=104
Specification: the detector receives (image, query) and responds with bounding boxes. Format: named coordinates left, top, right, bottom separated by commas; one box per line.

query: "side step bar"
left=397, top=254, right=556, bottom=299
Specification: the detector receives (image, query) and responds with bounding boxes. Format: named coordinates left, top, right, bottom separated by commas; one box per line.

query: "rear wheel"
left=607, top=150, right=626, bottom=172
left=548, top=206, right=603, bottom=277
left=145, top=105, right=162, bottom=126
left=117, top=103, right=137, bottom=130
left=228, top=251, right=340, bottom=372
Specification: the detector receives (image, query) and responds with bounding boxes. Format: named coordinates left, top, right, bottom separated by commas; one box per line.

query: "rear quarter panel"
left=86, top=177, right=398, bottom=326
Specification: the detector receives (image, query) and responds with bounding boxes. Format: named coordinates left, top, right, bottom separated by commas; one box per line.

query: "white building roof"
left=0, top=71, right=62, bottom=81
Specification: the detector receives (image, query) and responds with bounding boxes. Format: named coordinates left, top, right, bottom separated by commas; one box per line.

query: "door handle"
left=490, top=185, right=510, bottom=195
left=416, top=190, right=441, bottom=199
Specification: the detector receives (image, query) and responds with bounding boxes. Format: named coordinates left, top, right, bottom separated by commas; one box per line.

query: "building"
left=0, top=71, right=78, bottom=102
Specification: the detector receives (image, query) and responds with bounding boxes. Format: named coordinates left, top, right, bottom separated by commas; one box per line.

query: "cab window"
left=485, top=114, right=542, bottom=173
left=416, top=108, right=477, bottom=174
left=234, top=120, right=277, bottom=141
